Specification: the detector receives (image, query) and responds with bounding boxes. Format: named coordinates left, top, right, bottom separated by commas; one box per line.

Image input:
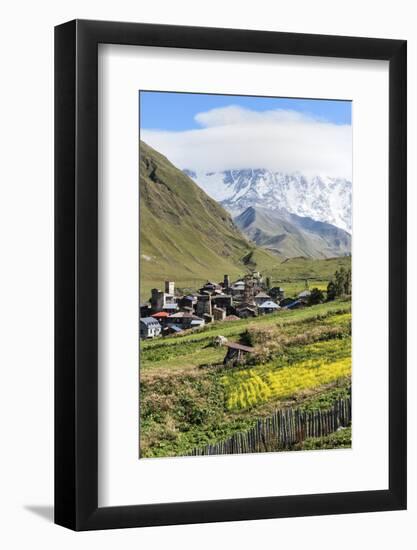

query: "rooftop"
left=165, top=324, right=183, bottom=333
left=225, top=342, right=255, bottom=353
left=259, top=300, right=280, bottom=309
left=169, top=312, right=204, bottom=321
left=255, top=291, right=271, bottom=298
left=140, top=317, right=160, bottom=326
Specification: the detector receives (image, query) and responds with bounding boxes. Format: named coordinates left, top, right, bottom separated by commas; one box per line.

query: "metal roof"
left=259, top=300, right=280, bottom=308
left=169, top=325, right=183, bottom=332
left=140, top=317, right=160, bottom=326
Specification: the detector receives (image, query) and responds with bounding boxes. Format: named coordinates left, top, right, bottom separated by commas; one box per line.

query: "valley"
left=139, top=140, right=352, bottom=458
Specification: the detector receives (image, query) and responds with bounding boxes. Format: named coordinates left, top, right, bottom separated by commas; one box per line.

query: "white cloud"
left=141, top=105, right=352, bottom=179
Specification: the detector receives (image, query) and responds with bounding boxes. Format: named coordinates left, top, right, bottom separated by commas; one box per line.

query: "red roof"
left=151, top=311, right=169, bottom=318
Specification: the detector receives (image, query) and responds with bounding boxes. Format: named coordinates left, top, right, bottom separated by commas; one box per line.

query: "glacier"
left=184, top=169, right=352, bottom=234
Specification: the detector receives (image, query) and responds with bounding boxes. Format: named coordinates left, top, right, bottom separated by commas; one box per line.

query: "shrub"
left=308, top=288, right=325, bottom=305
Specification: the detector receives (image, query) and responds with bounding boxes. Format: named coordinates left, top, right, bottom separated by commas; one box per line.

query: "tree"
left=308, top=288, right=325, bottom=305
left=326, top=281, right=337, bottom=301
left=343, top=268, right=352, bottom=295
left=327, top=267, right=352, bottom=301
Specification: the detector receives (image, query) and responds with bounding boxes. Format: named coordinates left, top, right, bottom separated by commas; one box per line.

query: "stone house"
left=213, top=306, right=226, bottom=321
left=254, top=291, right=271, bottom=306
left=140, top=317, right=162, bottom=339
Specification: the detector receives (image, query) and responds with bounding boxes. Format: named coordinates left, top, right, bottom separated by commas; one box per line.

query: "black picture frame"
left=55, top=19, right=407, bottom=531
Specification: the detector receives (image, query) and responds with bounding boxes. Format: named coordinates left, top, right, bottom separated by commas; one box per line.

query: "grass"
left=141, top=255, right=351, bottom=302
left=298, top=385, right=351, bottom=413
left=266, top=255, right=351, bottom=281
left=292, top=426, right=352, bottom=450
left=142, top=299, right=351, bottom=351
left=222, top=339, right=351, bottom=411
left=140, top=300, right=351, bottom=376
left=139, top=299, right=352, bottom=457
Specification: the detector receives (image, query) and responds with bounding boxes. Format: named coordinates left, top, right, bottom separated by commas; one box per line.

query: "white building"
left=140, top=317, right=162, bottom=339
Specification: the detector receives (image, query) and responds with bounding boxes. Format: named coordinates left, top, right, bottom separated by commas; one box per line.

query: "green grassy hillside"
left=244, top=252, right=351, bottom=296
left=140, top=299, right=352, bottom=457
left=139, top=141, right=281, bottom=300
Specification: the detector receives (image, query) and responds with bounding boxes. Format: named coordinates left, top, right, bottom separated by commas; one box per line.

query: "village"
left=139, top=272, right=313, bottom=340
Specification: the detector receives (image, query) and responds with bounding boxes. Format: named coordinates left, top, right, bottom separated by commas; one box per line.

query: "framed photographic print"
left=55, top=20, right=407, bottom=530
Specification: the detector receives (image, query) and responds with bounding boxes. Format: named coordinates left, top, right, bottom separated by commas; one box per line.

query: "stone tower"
left=151, top=288, right=164, bottom=312
left=165, top=281, right=175, bottom=295
left=196, top=295, right=212, bottom=317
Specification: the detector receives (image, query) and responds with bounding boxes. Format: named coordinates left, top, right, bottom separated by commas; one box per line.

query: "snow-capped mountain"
left=183, top=169, right=352, bottom=234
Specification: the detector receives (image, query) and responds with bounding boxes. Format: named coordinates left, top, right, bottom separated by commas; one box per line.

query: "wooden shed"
left=223, top=341, right=255, bottom=366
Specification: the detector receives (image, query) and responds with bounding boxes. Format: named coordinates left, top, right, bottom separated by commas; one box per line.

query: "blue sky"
left=140, top=91, right=351, bottom=130
left=140, top=91, right=352, bottom=178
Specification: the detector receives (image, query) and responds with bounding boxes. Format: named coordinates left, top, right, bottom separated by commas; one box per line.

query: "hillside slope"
left=234, top=206, right=351, bottom=259
left=139, top=142, right=279, bottom=299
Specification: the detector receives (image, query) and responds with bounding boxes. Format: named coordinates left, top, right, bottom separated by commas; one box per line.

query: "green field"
left=260, top=255, right=351, bottom=297
left=141, top=253, right=351, bottom=303
left=140, top=299, right=352, bottom=457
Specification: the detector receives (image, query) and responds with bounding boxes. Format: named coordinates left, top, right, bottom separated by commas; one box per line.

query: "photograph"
left=139, top=91, right=352, bottom=458
left=0, top=2, right=409, bottom=541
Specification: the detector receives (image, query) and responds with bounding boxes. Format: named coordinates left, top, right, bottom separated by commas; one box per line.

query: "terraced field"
left=222, top=347, right=351, bottom=410
left=140, top=299, right=352, bottom=458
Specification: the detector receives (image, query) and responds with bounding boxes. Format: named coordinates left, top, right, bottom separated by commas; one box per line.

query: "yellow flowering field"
left=222, top=338, right=351, bottom=411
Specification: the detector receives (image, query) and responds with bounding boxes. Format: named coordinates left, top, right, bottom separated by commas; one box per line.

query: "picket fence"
left=189, top=397, right=351, bottom=456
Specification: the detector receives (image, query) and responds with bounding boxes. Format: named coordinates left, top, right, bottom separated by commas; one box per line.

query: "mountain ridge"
left=139, top=142, right=280, bottom=300
left=234, top=205, right=351, bottom=259
left=183, top=168, right=352, bottom=233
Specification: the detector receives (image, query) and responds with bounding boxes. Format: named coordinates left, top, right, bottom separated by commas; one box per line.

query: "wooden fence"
left=189, top=397, right=351, bottom=456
